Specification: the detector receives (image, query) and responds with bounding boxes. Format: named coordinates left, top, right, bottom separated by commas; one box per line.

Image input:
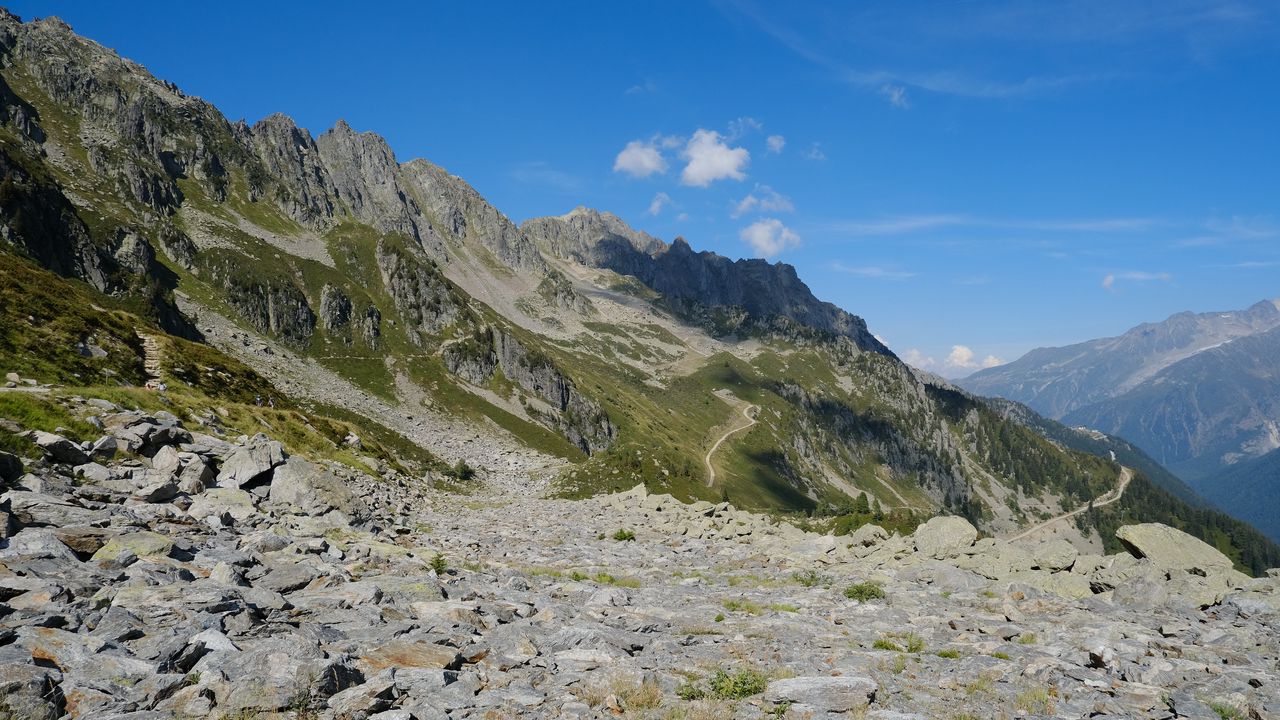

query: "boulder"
left=188, top=488, right=258, bottom=524
left=91, top=531, right=175, bottom=563
left=849, top=523, right=888, bottom=547
left=763, top=676, right=877, bottom=713
left=31, top=431, right=90, bottom=465
left=217, top=438, right=286, bottom=488
left=912, top=516, right=977, bottom=559
left=268, top=457, right=364, bottom=518
left=1115, top=524, right=1234, bottom=574
left=1031, top=538, right=1079, bottom=571
left=0, top=450, right=23, bottom=482
left=0, top=662, right=64, bottom=720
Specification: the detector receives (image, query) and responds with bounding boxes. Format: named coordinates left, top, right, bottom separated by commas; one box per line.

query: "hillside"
left=0, top=9, right=1273, bottom=565
left=1198, top=448, right=1280, bottom=542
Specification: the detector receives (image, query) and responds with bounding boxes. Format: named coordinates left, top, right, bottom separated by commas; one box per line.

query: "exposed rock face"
left=443, top=327, right=616, bottom=454
left=376, top=241, right=463, bottom=345
left=523, top=207, right=891, bottom=353
left=318, top=283, right=352, bottom=332
left=246, top=112, right=340, bottom=225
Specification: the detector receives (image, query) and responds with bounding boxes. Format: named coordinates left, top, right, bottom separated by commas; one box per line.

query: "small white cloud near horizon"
left=903, top=345, right=1002, bottom=376
left=647, top=192, right=672, bottom=216
left=613, top=139, right=668, bottom=178
left=740, top=218, right=800, bottom=257
left=681, top=129, right=750, bottom=186
left=829, top=262, right=916, bottom=280
left=766, top=134, right=786, bottom=154
left=880, top=84, right=910, bottom=108
left=1102, top=271, right=1172, bottom=290
left=732, top=185, right=794, bottom=218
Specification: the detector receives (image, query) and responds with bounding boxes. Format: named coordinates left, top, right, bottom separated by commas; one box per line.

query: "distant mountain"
left=1197, top=448, right=1280, bottom=542
left=959, top=301, right=1280, bottom=541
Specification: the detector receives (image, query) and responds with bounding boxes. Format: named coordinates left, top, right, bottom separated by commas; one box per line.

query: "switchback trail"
left=705, top=400, right=758, bottom=487
left=1006, top=466, right=1134, bottom=542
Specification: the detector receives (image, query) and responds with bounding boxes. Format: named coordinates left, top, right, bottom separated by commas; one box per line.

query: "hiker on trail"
left=255, top=394, right=262, bottom=406
left=268, top=396, right=275, bottom=409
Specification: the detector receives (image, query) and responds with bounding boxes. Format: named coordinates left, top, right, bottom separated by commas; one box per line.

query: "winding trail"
left=1006, top=466, right=1134, bottom=542
left=705, top=400, right=758, bottom=487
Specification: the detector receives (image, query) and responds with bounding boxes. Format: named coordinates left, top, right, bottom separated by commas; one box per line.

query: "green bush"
left=843, top=581, right=886, bottom=601
left=613, top=528, right=636, bottom=541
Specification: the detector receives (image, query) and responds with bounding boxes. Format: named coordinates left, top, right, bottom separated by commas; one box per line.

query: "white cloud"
left=1101, top=271, right=1173, bottom=290
left=946, top=345, right=978, bottom=369
left=903, top=349, right=936, bottom=369
left=681, top=129, right=750, bottom=186
left=728, top=116, right=764, bottom=139
left=829, top=262, right=916, bottom=280
left=732, top=185, right=794, bottom=218
left=880, top=84, right=910, bottom=108
left=648, top=192, right=672, bottom=216
left=766, top=134, right=786, bottom=154
left=803, top=142, right=826, bottom=161
left=625, top=80, right=658, bottom=95
left=613, top=139, right=668, bottom=178
left=740, top=218, right=800, bottom=257
left=676, top=212, right=689, bottom=222
left=982, top=355, right=1004, bottom=368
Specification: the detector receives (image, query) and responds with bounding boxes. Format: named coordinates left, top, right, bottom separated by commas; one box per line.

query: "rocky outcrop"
left=523, top=208, right=891, bottom=353
left=376, top=240, right=463, bottom=345
left=443, top=327, right=616, bottom=453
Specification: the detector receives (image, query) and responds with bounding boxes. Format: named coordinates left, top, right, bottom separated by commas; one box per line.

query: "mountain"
left=1198, top=448, right=1280, bottom=541
left=1, top=10, right=1276, bottom=565
left=960, top=299, right=1280, bottom=540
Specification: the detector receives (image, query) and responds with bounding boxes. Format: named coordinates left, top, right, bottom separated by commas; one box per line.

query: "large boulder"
left=268, top=457, right=363, bottom=518
left=1115, top=524, right=1234, bottom=574
left=31, top=431, right=90, bottom=465
left=1031, top=538, right=1079, bottom=572
left=217, top=438, right=286, bottom=488
left=912, top=516, right=977, bottom=559
left=763, top=676, right=877, bottom=713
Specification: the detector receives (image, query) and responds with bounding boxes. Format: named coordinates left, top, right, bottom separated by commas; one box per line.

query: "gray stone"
left=1115, top=523, right=1234, bottom=573
left=268, top=456, right=364, bottom=518
left=763, top=675, right=877, bottom=713
left=31, top=431, right=90, bottom=465
left=912, top=516, right=978, bottom=559
left=216, top=438, right=286, bottom=488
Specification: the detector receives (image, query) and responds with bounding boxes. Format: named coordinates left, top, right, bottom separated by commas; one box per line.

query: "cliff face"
left=523, top=208, right=892, bottom=355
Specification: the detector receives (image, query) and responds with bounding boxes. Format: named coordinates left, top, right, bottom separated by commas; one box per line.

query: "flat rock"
left=1115, top=523, right=1234, bottom=574
left=764, top=675, right=877, bottom=712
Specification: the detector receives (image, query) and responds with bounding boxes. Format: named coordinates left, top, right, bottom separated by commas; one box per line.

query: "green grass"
left=677, top=668, right=769, bottom=701
left=612, top=528, right=636, bottom=541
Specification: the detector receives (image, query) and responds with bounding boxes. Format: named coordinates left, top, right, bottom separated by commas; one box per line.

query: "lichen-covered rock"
left=1116, top=523, right=1235, bottom=574
left=912, top=516, right=978, bottom=559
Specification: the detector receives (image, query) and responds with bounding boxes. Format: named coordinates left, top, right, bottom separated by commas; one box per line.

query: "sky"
left=11, top=1, right=1280, bottom=376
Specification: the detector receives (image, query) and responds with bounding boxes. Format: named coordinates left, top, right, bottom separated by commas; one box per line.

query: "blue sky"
left=13, top=1, right=1280, bottom=375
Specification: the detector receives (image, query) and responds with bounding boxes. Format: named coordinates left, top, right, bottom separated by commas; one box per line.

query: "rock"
left=0, top=450, right=23, bottom=482
left=216, top=438, right=286, bottom=488
left=0, top=662, right=64, bottom=719
left=52, top=526, right=111, bottom=555
left=763, top=676, right=877, bottom=713
left=1031, top=538, right=1078, bottom=571
left=849, top=523, right=888, bottom=547
left=91, top=531, right=175, bottom=563
left=188, top=488, right=258, bottom=524
left=3, top=491, right=107, bottom=526
left=912, top=516, right=978, bottom=559
left=1115, top=523, right=1235, bottom=574
left=268, top=456, right=364, bottom=518
left=361, top=638, right=464, bottom=672
left=31, top=431, right=90, bottom=465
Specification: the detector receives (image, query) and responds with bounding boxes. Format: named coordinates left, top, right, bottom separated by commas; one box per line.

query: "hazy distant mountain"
left=1200, top=448, right=1280, bottom=541
left=962, top=300, right=1280, bottom=419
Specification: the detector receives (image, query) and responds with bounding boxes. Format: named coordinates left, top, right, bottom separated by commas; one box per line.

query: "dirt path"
left=1006, top=466, right=1134, bottom=542
left=704, top=398, right=758, bottom=487
left=137, top=332, right=163, bottom=385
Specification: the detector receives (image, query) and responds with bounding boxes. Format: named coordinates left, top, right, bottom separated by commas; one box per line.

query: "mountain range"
left=961, top=299, right=1280, bottom=540
left=1, top=10, right=1276, bottom=568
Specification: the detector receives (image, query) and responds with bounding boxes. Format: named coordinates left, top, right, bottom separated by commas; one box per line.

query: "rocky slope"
left=0, top=385, right=1277, bottom=719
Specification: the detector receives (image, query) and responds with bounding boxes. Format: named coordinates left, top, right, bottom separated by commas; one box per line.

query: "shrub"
left=791, top=569, right=825, bottom=587
left=936, top=649, right=962, bottom=659
left=429, top=552, right=447, bottom=575
left=872, top=638, right=902, bottom=652
left=613, top=529, right=636, bottom=541
left=707, top=669, right=768, bottom=699
left=843, top=581, right=886, bottom=601
left=904, top=633, right=926, bottom=653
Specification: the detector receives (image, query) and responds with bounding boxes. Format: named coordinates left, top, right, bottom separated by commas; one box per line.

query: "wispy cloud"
left=765, top=134, right=786, bottom=154
left=732, top=184, right=794, bottom=218
left=1102, top=270, right=1173, bottom=290
left=879, top=84, right=910, bottom=108
left=508, top=162, right=583, bottom=194
left=648, top=192, right=672, bottom=216
left=802, top=142, right=826, bottom=161
left=830, top=261, right=916, bottom=280
left=740, top=218, right=800, bottom=257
